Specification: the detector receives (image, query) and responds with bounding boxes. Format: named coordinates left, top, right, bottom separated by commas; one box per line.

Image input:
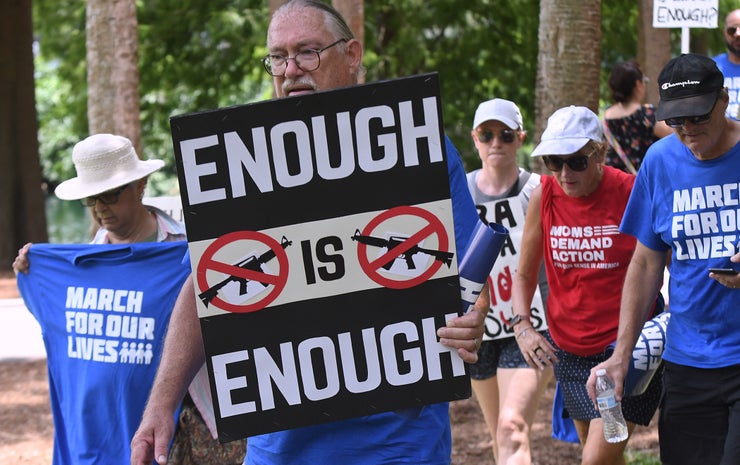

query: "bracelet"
left=506, top=313, right=531, bottom=328
left=515, top=326, right=533, bottom=339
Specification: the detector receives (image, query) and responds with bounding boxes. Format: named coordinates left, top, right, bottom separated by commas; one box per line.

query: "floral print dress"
left=604, top=104, right=660, bottom=173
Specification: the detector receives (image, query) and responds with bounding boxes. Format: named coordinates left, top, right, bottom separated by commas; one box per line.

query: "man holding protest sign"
left=130, top=1, right=485, bottom=464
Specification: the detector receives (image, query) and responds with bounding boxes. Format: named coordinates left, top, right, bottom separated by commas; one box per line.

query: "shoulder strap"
left=602, top=119, right=637, bottom=175
left=523, top=171, right=540, bottom=190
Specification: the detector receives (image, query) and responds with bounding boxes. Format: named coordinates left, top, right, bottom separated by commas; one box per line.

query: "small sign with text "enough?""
left=653, top=0, right=718, bottom=29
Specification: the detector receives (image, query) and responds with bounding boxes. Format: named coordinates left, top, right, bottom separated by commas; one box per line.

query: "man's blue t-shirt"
left=621, top=135, right=740, bottom=368
left=713, top=53, right=740, bottom=120
left=243, top=136, right=479, bottom=465
left=17, top=242, right=190, bottom=465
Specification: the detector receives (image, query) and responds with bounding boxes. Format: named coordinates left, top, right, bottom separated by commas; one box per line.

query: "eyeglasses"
left=542, top=149, right=596, bottom=172
left=664, top=99, right=717, bottom=128
left=726, top=26, right=740, bottom=36
left=262, top=39, right=347, bottom=77
left=477, top=129, right=516, bottom=144
left=81, top=184, right=130, bottom=207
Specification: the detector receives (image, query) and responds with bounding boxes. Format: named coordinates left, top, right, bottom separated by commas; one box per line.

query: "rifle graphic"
left=351, top=229, right=454, bottom=270
left=198, top=236, right=292, bottom=307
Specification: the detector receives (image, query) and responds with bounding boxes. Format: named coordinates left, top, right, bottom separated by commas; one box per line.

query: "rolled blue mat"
left=458, top=220, right=509, bottom=313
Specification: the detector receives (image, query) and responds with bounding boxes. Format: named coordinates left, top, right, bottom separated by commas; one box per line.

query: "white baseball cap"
left=472, top=98, right=523, bottom=130
left=530, top=106, right=603, bottom=157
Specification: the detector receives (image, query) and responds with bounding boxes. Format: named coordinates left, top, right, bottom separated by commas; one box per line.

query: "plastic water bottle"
left=595, top=369, right=628, bottom=443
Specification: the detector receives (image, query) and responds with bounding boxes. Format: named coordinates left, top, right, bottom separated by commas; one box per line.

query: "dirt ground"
left=0, top=272, right=659, bottom=464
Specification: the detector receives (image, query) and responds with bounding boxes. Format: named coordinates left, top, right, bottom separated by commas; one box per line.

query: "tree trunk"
left=86, top=0, right=141, bottom=155
left=533, top=0, right=602, bottom=173
left=0, top=0, right=48, bottom=271
left=269, top=0, right=287, bottom=14
left=332, top=0, right=364, bottom=83
left=638, top=0, right=671, bottom=106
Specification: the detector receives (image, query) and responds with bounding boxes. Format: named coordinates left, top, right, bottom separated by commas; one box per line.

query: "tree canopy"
left=31, top=0, right=736, bottom=192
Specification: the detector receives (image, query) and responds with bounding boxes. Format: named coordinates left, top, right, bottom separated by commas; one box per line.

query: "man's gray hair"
left=273, top=0, right=355, bottom=42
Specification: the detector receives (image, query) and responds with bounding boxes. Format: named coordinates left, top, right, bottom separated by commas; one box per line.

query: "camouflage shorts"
left=168, top=399, right=246, bottom=465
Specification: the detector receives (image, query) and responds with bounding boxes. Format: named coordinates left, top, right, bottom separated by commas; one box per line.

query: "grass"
left=627, top=450, right=661, bottom=465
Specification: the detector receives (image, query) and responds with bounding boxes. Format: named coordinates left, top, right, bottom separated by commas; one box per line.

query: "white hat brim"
left=473, top=116, right=520, bottom=130
left=54, top=159, right=164, bottom=200
left=530, top=138, right=591, bottom=157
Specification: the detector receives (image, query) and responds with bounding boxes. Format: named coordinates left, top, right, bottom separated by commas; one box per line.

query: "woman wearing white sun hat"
left=55, top=133, right=180, bottom=244
left=14, top=133, right=182, bottom=257
left=13, top=133, right=246, bottom=464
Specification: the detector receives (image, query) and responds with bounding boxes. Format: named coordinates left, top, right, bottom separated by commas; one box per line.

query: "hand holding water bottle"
left=595, top=369, right=628, bottom=443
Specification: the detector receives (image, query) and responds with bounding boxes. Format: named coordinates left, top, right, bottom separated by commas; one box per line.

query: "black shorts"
left=548, top=334, right=662, bottom=426
left=469, top=330, right=549, bottom=380
left=659, top=361, right=740, bottom=465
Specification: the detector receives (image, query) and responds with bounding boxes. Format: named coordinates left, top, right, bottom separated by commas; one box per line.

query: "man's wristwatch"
left=506, top=314, right=531, bottom=328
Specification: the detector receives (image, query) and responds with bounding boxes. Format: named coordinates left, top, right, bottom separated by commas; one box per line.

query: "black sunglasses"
left=81, top=183, right=131, bottom=207
left=727, top=26, right=739, bottom=36
left=663, top=94, right=718, bottom=128
left=542, top=149, right=596, bottom=172
left=477, top=129, right=516, bottom=144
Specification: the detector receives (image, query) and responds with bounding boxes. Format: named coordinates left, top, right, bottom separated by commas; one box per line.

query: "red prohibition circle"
left=197, top=230, right=289, bottom=313
left=356, top=205, right=450, bottom=289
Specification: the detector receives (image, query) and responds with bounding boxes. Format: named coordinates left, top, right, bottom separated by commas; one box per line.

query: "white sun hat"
left=54, top=133, right=164, bottom=200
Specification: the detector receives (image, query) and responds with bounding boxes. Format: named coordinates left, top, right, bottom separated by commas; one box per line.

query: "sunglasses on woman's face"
left=81, top=183, right=131, bottom=207
left=476, top=129, right=516, bottom=144
left=542, top=149, right=596, bottom=172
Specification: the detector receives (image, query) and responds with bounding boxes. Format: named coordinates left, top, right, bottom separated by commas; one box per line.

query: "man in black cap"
left=587, top=53, right=740, bottom=465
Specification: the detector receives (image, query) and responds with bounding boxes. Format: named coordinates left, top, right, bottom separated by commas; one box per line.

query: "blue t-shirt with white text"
left=17, top=242, right=190, bottom=465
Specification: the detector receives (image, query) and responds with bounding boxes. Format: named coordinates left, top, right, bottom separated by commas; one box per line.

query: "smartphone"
left=709, top=268, right=739, bottom=275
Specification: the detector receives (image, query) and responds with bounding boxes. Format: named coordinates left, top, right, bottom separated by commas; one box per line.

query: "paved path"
left=0, top=298, right=46, bottom=361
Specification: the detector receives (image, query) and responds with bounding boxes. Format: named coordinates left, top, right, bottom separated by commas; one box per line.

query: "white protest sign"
left=653, top=0, right=718, bottom=29
left=653, top=0, right=718, bottom=54
left=473, top=195, right=547, bottom=341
